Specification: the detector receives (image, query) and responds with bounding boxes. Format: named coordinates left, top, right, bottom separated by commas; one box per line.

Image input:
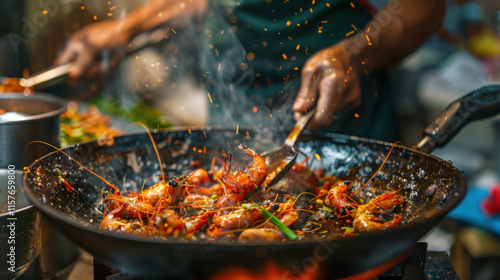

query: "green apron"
left=202, top=0, right=399, bottom=142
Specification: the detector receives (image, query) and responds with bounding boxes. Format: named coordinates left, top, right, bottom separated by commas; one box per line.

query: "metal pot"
left=0, top=92, right=66, bottom=169
left=0, top=169, right=41, bottom=280
left=0, top=92, right=80, bottom=279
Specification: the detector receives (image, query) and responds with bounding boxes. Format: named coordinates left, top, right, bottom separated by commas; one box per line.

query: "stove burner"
left=93, top=243, right=459, bottom=280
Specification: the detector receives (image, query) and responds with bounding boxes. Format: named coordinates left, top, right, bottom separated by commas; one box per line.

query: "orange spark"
left=81, top=6, right=85, bottom=10
left=207, top=92, right=213, bottom=103
left=354, top=113, right=359, bottom=118
left=365, top=34, right=371, bottom=45
left=314, top=153, right=321, bottom=160
left=42, top=10, right=48, bottom=15
left=188, top=128, right=191, bottom=134
left=350, top=2, right=355, bottom=8
left=345, top=30, right=355, bottom=37
left=282, top=54, right=287, bottom=60
left=246, top=52, right=255, bottom=60
left=286, top=20, right=291, bottom=26
left=252, top=107, right=258, bottom=113
left=236, top=125, right=239, bottom=135
left=296, top=44, right=300, bottom=50
left=351, top=24, right=357, bottom=31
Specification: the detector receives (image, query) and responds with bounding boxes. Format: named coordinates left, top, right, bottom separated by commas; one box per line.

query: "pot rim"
left=0, top=92, right=66, bottom=124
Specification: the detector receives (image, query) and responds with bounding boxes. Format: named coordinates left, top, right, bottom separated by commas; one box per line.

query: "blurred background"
left=1, top=0, right=500, bottom=279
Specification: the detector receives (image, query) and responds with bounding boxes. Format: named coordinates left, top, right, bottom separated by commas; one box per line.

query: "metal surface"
left=262, top=107, right=316, bottom=188
left=22, top=127, right=467, bottom=279
left=0, top=169, right=41, bottom=280
left=0, top=93, right=66, bottom=168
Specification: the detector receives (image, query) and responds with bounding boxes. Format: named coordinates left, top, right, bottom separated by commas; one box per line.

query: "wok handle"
left=416, top=85, right=500, bottom=153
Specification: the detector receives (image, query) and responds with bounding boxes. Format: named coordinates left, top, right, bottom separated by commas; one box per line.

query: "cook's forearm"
left=122, top=0, right=208, bottom=39
left=342, top=0, right=445, bottom=74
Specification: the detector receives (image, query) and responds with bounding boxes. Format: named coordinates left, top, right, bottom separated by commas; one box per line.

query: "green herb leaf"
left=322, top=204, right=334, bottom=212
left=341, top=226, right=355, bottom=234
left=252, top=202, right=297, bottom=240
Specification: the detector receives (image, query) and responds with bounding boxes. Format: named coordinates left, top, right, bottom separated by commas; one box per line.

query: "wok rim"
left=21, top=126, right=467, bottom=248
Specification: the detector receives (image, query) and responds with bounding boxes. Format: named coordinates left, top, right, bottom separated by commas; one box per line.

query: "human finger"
left=308, top=72, right=344, bottom=129
left=293, top=63, right=320, bottom=120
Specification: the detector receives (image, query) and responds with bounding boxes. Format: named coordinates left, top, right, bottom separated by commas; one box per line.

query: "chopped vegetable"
left=322, top=204, right=334, bottom=212
left=252, top=202, right=297, bottom=240
left=341, top=226, right=355, bottom=234
left=315, top=199, right=323, bottom=207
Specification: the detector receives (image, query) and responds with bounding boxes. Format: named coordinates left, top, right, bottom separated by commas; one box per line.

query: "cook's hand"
left=292, top=45, right=361, bottom=129
left=54, top=19, right=132, bottom=80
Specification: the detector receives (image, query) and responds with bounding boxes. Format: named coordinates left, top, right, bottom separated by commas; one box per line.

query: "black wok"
left=22, top=85, right=500, bottom=279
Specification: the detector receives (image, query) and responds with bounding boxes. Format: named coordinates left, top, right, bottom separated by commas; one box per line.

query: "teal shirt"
left=200, top=0, right=399, bottom=141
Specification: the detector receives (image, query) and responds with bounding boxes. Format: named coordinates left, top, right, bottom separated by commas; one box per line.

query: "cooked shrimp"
left=324, top=182, right=358, bottom=218
left=353, top=191, right=405, bottom=232
left=215, top=144, right=267, bottom=208
left=238, top=228, right=283, bottom=242
left=212, top=207, right=264, bottom=230
left=222, top=144, right=267, bottom=194
left=100, top=208, right=151, bottom=236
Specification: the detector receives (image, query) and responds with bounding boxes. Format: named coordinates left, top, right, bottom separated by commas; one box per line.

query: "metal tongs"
left=18, top=64, right=73, bottom=89
left=261, top=107, right=317, bottom=188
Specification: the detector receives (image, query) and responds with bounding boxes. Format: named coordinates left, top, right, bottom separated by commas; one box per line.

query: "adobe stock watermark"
left=281, top=239, right=341, bottom=280
left=6, top=165, right=17, bottom=273
left=8, top=0, right=68, bottom=54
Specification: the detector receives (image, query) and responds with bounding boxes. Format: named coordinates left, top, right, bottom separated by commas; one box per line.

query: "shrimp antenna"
left=135, top=123, right=165, bottom=181
left=352, top=141, right=401, bottom=196
left=27, top=141, right=120, bottom=193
